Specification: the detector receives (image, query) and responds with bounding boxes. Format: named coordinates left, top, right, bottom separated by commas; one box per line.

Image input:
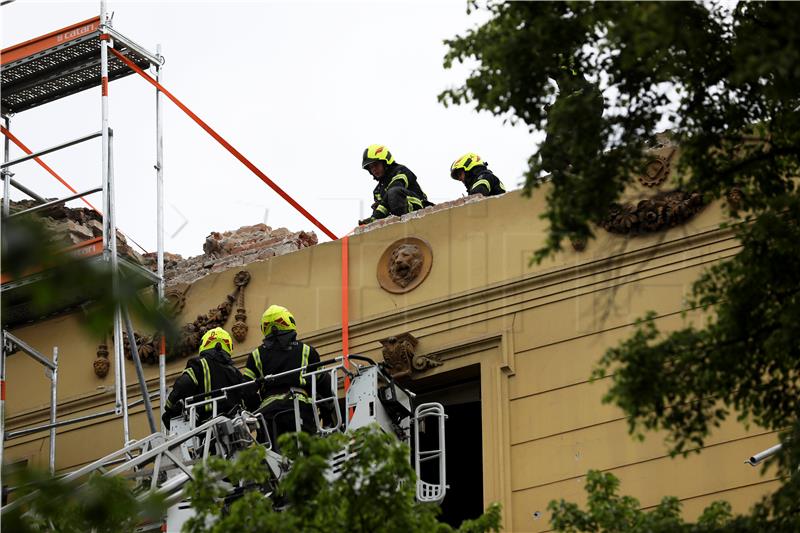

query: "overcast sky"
left=2, top=0, right=540, bottom=257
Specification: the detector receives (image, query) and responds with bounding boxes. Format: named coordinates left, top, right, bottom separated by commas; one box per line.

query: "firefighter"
left=243, top=305, right=333, bottom=444
left=450, top=152, right=506, bottom=197
left=162, top=327, right=248, bottom=430
left=358, top=144, right=433, bottom=225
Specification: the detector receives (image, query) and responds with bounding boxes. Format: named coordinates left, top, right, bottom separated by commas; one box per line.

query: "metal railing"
left=1, top=331, right=58, bottom=474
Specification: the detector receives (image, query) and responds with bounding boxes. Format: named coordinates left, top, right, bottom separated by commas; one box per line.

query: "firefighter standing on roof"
left=162, top=327, right=248, bottom=430
left=243, top=305, right=333, bottom=444
left=450, top=152, right=506, bottom=197
left=358, top=144, right=433, bottom=225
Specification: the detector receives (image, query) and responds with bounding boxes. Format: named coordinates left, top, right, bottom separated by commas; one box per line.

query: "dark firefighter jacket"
left=370, top=163, right=432, bottom=219
left=162, top=346, right=249, bottom=429
left=464, top=165, right=506, bottom=197
left=243, top=330, right=334, bottom=411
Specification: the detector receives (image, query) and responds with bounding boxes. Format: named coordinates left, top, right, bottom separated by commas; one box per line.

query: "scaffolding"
left=1, top=0, right=167, bottom=484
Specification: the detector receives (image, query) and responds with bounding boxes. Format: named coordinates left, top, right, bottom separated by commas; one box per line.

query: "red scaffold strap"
left=109, top=47, right=337, bottom=241
left=0, top=125, right=149, bottom=254
left=1, top=125, right=100, bottom=213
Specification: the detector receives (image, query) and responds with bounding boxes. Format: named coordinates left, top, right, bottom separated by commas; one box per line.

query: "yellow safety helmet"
left=199, top=327, right=233, bottom=356
left=260, top=304, right=297, bottom=335
left=362, top=144, right=394, bottom=169
left=450, top=152, right=485, bottom=179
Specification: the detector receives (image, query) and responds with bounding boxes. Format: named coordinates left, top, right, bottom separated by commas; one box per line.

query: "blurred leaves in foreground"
left=2, top=214, right=176, bottom=340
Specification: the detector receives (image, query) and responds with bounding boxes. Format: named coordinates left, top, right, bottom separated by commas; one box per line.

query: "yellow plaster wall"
left=3, top=187, right=779, bottom=531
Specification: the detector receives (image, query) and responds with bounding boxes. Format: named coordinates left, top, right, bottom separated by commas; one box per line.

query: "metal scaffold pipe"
left=100, top=0, right=110, bottom=251
left=156, top=43, right=167, bottom=425
left=109, top=132, right=129, bottom=443
left=49, top=347, right=58, bottom=475
left=0, top=332, right=7, bottom=495
left=123, top=307, right=157, bottom=434
left=2, top=115, right=9, bottom=217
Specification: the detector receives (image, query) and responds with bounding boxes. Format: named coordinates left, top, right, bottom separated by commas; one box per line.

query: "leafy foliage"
left=550, top=463, right=800, bottom=533
left=183, top=426, right=502, bottom=533
left=442, top=0, right=800, bottom=529
left=441, top=1, right=800, bottom=260
left=3, top=467, right=165, bottom=533
left=2, top=215, right=175, bottom=338
left=6, top=428, right=501, bottom=532
left=548, top=470, right=734, bottom=533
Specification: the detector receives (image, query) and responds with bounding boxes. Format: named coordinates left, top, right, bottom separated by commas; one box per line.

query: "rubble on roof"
left=6, top=198, right=141, bottom=262
left=5, top=199, right=318, bottom=287
left=8, top=191, right=487, bottom=289
left=161, top=195, right=490, bottom=285
left=143, top=223, right=318, bottom=286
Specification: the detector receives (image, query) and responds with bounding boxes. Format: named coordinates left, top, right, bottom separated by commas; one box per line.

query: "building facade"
left=3, top=179, right=779, bottom=531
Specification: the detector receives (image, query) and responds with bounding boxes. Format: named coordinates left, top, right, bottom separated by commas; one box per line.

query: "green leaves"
left=2, top=214, right=177, bottom=341
left=4, top=468, right=165, bottom=533
left=548, top=470, right=733, bottom=533
left=8, top=428, right=502, bottom=532
left=182, top=426, right=502, bottom=533
left=595, top=195, right=800, bottom=458
left=444, top=1, right=800, bottom=530
left=441, top=2, right=800, bottom=260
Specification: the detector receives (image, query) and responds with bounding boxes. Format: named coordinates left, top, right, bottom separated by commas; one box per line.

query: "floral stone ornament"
left=93, top=344, right=110, bottom=378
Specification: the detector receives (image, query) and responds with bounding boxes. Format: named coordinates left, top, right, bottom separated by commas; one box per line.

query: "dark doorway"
left=410, top=365, right=483, bottom=528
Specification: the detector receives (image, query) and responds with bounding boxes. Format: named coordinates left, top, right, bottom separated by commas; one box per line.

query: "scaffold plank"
left=1, top=17, right=151, bottom=114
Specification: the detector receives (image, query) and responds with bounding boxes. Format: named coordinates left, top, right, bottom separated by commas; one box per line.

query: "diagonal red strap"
left=1, top=125, right=100, bottom=213
left=109, top=47, right=338, bottom=241
left=1, top=125, right=150, bottom=254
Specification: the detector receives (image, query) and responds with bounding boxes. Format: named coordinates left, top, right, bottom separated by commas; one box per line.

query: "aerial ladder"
left=1, top=356, right=447, bottom=532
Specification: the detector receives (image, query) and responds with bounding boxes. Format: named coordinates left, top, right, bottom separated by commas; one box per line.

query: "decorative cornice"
left=116, top=270, right=252, bottom=370
left=601, top=190, right=705, bottom=235
left=8, top=221, right=740, bottom=427
left=307, top=222, right=737, bottom=353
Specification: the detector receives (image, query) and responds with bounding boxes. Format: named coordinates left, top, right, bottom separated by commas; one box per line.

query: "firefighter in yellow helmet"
left=243, top=305, right=334, bottom=444
left=162, top=327, right=249, bottom=430
left=450, top=152, right=506, bottom=197
left=358, top=144, right=433, bottom=225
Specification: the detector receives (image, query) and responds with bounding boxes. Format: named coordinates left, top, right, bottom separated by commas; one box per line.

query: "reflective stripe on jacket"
left=465, top=166, right=506, bottom=197
left=371, top=163, right=430, bottom=219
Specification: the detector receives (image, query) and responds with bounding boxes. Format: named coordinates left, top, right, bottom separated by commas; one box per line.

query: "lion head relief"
left=377, top=237, right=433, bottom=293
left=388, top=244, right=423, bottom=288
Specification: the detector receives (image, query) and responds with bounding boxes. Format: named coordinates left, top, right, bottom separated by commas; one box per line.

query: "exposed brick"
left=153, top=223, right=320, bottom=286
left=5, top=198, right=143, bottom=264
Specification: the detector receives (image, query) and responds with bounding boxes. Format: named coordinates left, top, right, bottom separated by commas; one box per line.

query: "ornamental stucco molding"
left=95, top=270, right=253, bottom=376
left=600, top=143, right=706, bottom=235
left=600, top=190, right=705, bottom=235
left=379, top=332, right=442, bottom=379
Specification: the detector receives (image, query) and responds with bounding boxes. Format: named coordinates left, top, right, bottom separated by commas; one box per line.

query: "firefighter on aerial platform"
left=358, top=144, right=433, bottom=225
left=243, top=305, right=334, bottom=444
left=162, top=327, right=249, bottom=430
left=450, top=152, right=506, bottom=197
